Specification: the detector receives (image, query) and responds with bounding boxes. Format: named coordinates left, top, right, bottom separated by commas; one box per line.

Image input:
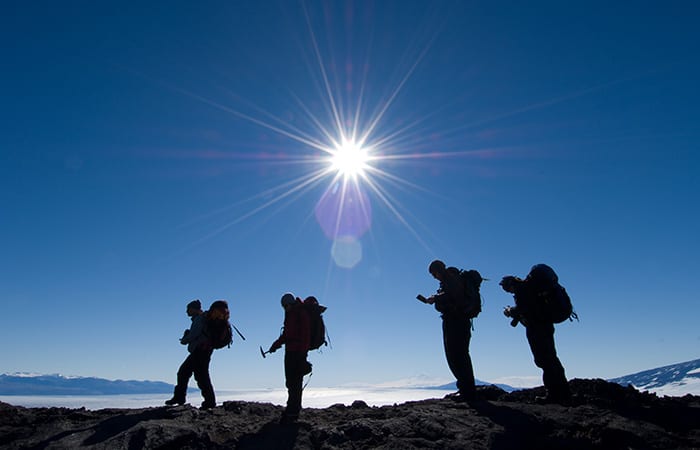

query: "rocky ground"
left=1, top=379, right=699, bottom=449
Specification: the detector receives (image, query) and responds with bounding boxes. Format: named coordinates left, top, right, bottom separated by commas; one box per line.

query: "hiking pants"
left=284, top=350, right=308, bottom=416
left=173, top=348, right=215, bottom=404
left=526, top=322, right=570, bottom=399
left=442, top=315, right=476, bottom=395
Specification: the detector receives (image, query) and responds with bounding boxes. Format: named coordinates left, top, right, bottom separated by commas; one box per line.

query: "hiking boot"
left=445, top=391, right=476, bottom=402
left=164, top=398, right=185, bottom=406
left=200, top=401, right=216, bottom=410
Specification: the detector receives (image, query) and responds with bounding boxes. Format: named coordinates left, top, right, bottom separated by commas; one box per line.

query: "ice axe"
left=260, top=346, right=271, bottom=359
left=232, top=323, right=246, bottom=341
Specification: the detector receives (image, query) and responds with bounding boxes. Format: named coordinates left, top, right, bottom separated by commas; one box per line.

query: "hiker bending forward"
left=165, top=299, right=216, bottom=409
left=419, top=259, right=477, bottom=402
left=268, top=293, right=312, bottom=423
left=500, top=264, right=571, bottom=404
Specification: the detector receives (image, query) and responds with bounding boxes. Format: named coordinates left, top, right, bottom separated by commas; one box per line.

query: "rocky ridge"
left=1, top=379, right=699, bottom=449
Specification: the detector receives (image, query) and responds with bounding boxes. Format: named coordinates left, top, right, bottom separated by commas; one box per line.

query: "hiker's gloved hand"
left=504, top=306, right=522, bottom=327
left=268, top=343, right=280, bottom=353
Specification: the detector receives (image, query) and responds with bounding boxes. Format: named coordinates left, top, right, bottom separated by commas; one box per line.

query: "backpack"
left=303, top=296, right=328, bottom=351
left=543, top=284, right=577, bottom=324
left=204, top=300, right=233, bottom=349
left=527, top=264, right=578, bottom=324
left=459, top=269, right=484, bottom=319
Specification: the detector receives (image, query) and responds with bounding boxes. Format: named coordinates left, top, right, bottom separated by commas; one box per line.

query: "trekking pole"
left=232, top=323, right=246, bottom=340
left=259, top=346, right=271, bottom=359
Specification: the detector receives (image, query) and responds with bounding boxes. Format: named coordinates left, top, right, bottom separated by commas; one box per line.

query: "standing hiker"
left=417, top=259, right=482, bottom=402
left=165, top=299, right=216, bottom=409
left=267, top=293, right=312, bottom=424
left=500, top=264, right=573, bottom=404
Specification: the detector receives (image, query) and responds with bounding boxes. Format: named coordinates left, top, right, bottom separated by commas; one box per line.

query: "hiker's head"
left=428, top=259, right=446, bottom=280
left=186, top=299, right=202, bottom=315
left=280, top=292, right=296, bottom=309
left=500, top=276, right=520, bottom=293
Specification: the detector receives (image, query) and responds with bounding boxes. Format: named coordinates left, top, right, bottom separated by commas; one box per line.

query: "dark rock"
left=350, top=399, right=369, bottom=409
left=0, top=379, right=699, bottom=449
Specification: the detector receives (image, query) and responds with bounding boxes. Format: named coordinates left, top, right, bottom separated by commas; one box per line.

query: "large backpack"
left=303, top=296, right=328, bottom=351
left=528, top=264, right=578, bottom=324
left=457, top=268, right=484, bottom=319
left=543, top=284, right=577, bottom=324
left=204, top=300, right=233, bottom=349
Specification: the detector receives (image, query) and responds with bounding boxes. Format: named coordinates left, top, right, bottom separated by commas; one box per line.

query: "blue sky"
left=2, top=1, right=699, bottom=391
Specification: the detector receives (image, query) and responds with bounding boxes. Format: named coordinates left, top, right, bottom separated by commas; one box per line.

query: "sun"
left=329, top=138, right=370, bottom=179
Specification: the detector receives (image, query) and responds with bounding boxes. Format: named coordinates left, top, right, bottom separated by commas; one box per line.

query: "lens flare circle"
left=331, top=236, right=363, bottom=269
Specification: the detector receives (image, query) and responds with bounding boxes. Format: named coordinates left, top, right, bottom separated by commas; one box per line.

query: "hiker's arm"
left=180, top=329, right=191, bottom=345
left=269, top=335, right=284, bottom=353
left=181, top=315, right=205, bottom=345
left=416, top=294, right=434, bottom=304
left=431, top=290, right=449, bottom=312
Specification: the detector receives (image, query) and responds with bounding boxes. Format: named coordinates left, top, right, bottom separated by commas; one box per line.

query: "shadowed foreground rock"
left=1, top=379, right=699, bottom=449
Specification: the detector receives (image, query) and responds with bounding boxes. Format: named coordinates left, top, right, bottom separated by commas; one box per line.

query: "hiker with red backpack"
left=500, top=264, right=574, bottom=405
left=266, top=293, right=317, bottom=424
left=417, top=259, right=483, bottom=402
left=165, top=299, right=217, bottom=409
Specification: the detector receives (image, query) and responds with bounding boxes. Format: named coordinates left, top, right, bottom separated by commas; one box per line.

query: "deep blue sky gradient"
left=2, top=1, right=699, bottom=390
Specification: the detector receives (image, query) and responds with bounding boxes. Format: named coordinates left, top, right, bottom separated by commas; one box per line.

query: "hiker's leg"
left=526, top=324, right=569, bottom=399
left=442, top=316, right=476, bottom=395
left=193, top=349, right=215, bottom=406
left=173, top=354, right=195, bottom=401
left=284, top=351, right=305, bottom=416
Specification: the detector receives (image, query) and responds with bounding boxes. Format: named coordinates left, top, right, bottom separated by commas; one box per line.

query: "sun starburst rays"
left=172, top=67, right=456, bottom=267
left=169, top=8, right=474, bottom=267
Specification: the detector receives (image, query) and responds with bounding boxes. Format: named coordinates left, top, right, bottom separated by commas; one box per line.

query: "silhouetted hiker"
left=500, top=264, right=572, bottom=405
left=417, top=259, right=478, bottom=402
left=267, top=293, right=312, bottom=424
left=165, top=299, right=216, bottom=409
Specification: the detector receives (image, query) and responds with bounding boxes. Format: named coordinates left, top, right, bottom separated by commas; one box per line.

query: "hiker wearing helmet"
left=165, top=299, right=216, bottom=409
left=501, top=264, right=572, bottom=405
left=267, top=293, right=312, bottom=424
left=417, top=259, right=478, bottom=402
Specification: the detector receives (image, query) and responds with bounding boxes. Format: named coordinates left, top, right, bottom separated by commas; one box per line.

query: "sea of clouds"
left=0, top=387, right=456, bottom=411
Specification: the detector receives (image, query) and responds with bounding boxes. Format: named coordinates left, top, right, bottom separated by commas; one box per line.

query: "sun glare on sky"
left=168, top=5, right=446, bottom=269
left=329, top=138, right=370, bottom=179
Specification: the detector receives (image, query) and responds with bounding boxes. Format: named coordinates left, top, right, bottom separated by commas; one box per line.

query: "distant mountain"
left=429, top=358, right=700, bottom=396
left=609, top=358, right=700, bottom=396
left=0, top=373, right=173, bottom=395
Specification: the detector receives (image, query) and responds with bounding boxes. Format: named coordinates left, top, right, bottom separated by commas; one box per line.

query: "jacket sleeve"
left=183, top=315, right=209, bottom=352
left=514, top=282, right=549, bottom=324
left=433, top=272, right=465, bottom=313
left=271, top=333, right=285, bottom=351
left=180, top=319, right=196, bottom=345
